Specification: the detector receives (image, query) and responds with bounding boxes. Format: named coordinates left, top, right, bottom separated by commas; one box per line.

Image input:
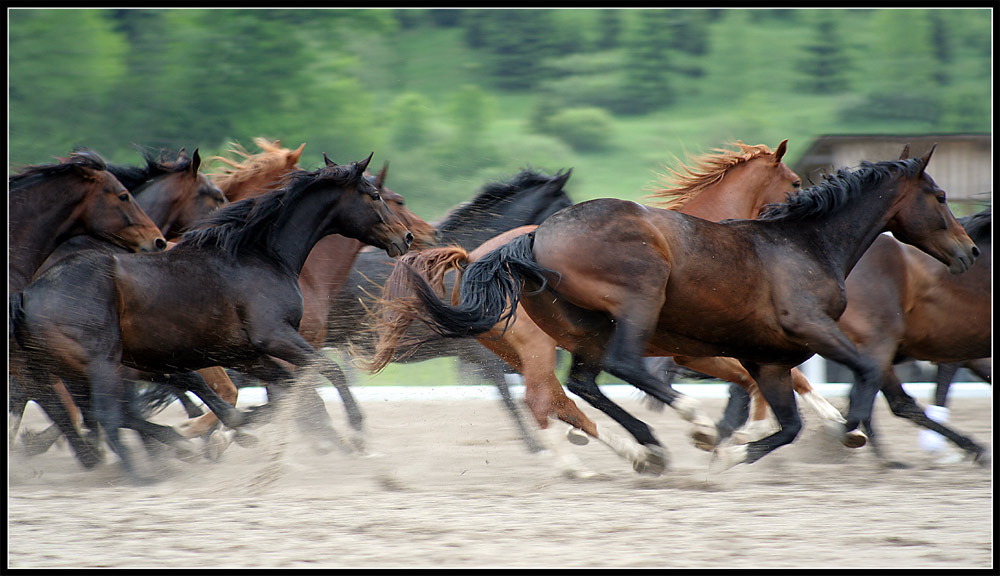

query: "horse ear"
left=290, top=143, right=305, bottom=166
left=323, top=153, right=337, bottom=167
left=357, top=152, right=374, bottom=174
left=191, top=149, right=202, bottom=174
left=553, top=168, right=573, bottom=187
left=919, top=144, right=936, bottom=174
left=774, top=139, right=788, bottom=163
left=374, top=161, right=390, bottom=188
left=899, top=144, right=911, bottom=160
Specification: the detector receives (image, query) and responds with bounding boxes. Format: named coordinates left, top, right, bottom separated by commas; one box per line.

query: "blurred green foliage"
left=9, top=8, right=991, bottom=223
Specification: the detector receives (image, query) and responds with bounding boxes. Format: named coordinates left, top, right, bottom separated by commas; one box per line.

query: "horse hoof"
left=973, top=448, right=991, bottom=467
left=566, top=427, right=590, bottom=446
left=690, top=423, right=719, bottom=452
left=709, top=445, right=748, bottom=473
left=841, top=430, right=868, bottom=449
left=633, top=445, right=668, bottom=476
left=204, top=430, right=232, bottom=462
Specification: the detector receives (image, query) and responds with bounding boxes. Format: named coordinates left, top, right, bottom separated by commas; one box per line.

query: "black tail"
left=9, top=291, right=25, bottom=344
left=407, top=232, right=557, bottom=339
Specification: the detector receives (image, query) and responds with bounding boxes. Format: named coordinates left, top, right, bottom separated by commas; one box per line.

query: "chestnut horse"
left=10, top=153, right=413, bottom=480
left=368, top=141, right=843, bottom=475
left=371, top=146, right=979, bottom=475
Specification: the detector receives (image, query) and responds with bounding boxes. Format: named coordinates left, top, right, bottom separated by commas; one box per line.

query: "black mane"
left=177, top=162, right=362, bottom=258
left=9, top=148, right=108, bottom=191
left=106, top=148, right=194, bottom=191
left=758, top=158, right=925, bottom=222
left=434, top=169, right=561, bottom=233
left=959, top=208, right=991, bottom=243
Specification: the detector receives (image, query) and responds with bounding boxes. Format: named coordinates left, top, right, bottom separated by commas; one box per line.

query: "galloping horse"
left=10, top=153, right=413, bottom=480
left=368, top=141, right=848, bottom=475
left=141, top=139, right=438, bottom=455
left=371, top=146, right=979, bottom=475
left=8, top=149, right=166, bottom=456
left=12, top=147, right=228, bottom=456
left=708, top=207, right=990, bottom=464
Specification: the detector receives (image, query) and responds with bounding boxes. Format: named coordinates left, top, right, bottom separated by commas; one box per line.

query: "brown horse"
left=11, top=153, right=413, bottom=480
left=12, top=147, right=228, bottom=455
left=369, top=140, right=845, bottom=475
left=371, top=146, right=979, bottom=475
left=8, top=148, right=166, bottom=293
left=158, top=139, right=437, bottom=455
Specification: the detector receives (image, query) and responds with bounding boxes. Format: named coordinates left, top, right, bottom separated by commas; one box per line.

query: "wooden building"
left=792, top=133, right=992, bottom=216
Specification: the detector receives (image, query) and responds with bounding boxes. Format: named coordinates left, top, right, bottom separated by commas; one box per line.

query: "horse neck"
left=8, top=183, right=90, bottom=292
left=673, top=162, right=777, bottom=222
left=774, top=181, right=901, bottom=278
left=133, top=178, right=182, bottom=235
left=266, top=188, right=352, bottom=275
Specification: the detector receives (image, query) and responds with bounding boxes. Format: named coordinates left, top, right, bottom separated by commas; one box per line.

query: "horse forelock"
left=436, top=169, right=557, bottom=231
left=646, top=141, right=776, bottom=209
left=757, top=158, right=923, bottom=222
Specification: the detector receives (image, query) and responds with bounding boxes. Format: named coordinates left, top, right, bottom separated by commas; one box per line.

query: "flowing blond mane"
left=208, top=137, right=304, bottom=195
left=645, top=141, right=775, bottom=209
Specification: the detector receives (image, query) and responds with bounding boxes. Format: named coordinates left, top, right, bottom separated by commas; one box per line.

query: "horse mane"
left=106, top=148, right=194, bottom=191
left=9, top=148, right=108, bottom=190
left=208, top=138, right=301, bottom=193
left=178, top=162, right=362, bottom=258
left=645, top=141, right=776, bottom=209
left=757, top=158, right=925, bottom=222
left=434, top=169, right=561, bottom=233
left=959, top=208, right=991, bottom=243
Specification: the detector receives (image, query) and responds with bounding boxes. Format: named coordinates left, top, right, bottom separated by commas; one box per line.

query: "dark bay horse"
left=710, top=207, right=991, bottom=465
left=178, top=166, right=575, bottom=454
left=11, top=147, right=228, bottom=456
left=8, top=148, right=166, bottom=293
left=373, top=147, right=979, bottom=475
left=145, top=140, right=438, bottom=454
left=10, top=153, right=413, bottom=480
left=369, top=141, right=824, bottom=474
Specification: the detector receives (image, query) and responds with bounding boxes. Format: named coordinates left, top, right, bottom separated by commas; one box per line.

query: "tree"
left=620, top=10, right=675, bottom=114
left=9, top=9, right=128, bottom=165
left=796, top=11, right=849, bottom=93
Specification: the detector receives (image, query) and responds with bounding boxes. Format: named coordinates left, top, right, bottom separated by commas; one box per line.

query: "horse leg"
left=712, top=362, right=802, bottom=471
left=310, top=353, right=367, bottom=452
left=475, top=355, right=544, bottom=453
left=716, top=383, right=751, bottom=442
left=790, top=367, right=866, bottom=448
left=880, top=375, right=989, bottom=466
left=88, top=360, right=153, bottom=483
left=18, top=368, right=103, bottom=468
left=565, top=356, right=668, bottom=476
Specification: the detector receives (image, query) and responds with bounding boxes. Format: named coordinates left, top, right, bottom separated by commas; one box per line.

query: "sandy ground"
left=7, top=388, right=993, bottom=569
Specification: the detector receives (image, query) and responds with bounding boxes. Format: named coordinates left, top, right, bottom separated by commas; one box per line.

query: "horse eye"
left=793, top=180, right=802, bottom=189
left=936, top=194, right=946, bottom=204
left=118, top=192, right=130, bottom=201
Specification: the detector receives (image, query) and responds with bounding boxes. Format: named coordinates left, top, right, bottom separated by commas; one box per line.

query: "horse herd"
left=7, top=138, right=991, bottom=484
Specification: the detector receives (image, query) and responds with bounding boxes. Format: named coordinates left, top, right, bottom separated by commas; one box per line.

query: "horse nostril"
left=155, top=238, right=168, bottom=251
left=405, top=232, right=414, bottom=246
left=971, top=246, right=980, bottom=258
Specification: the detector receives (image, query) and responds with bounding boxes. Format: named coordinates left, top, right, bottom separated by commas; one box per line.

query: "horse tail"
left=132, top=383, right=183, bottom=417
left=363, top=245, right=473, bottom=373
left=400, top=232, right=555, bottom=340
